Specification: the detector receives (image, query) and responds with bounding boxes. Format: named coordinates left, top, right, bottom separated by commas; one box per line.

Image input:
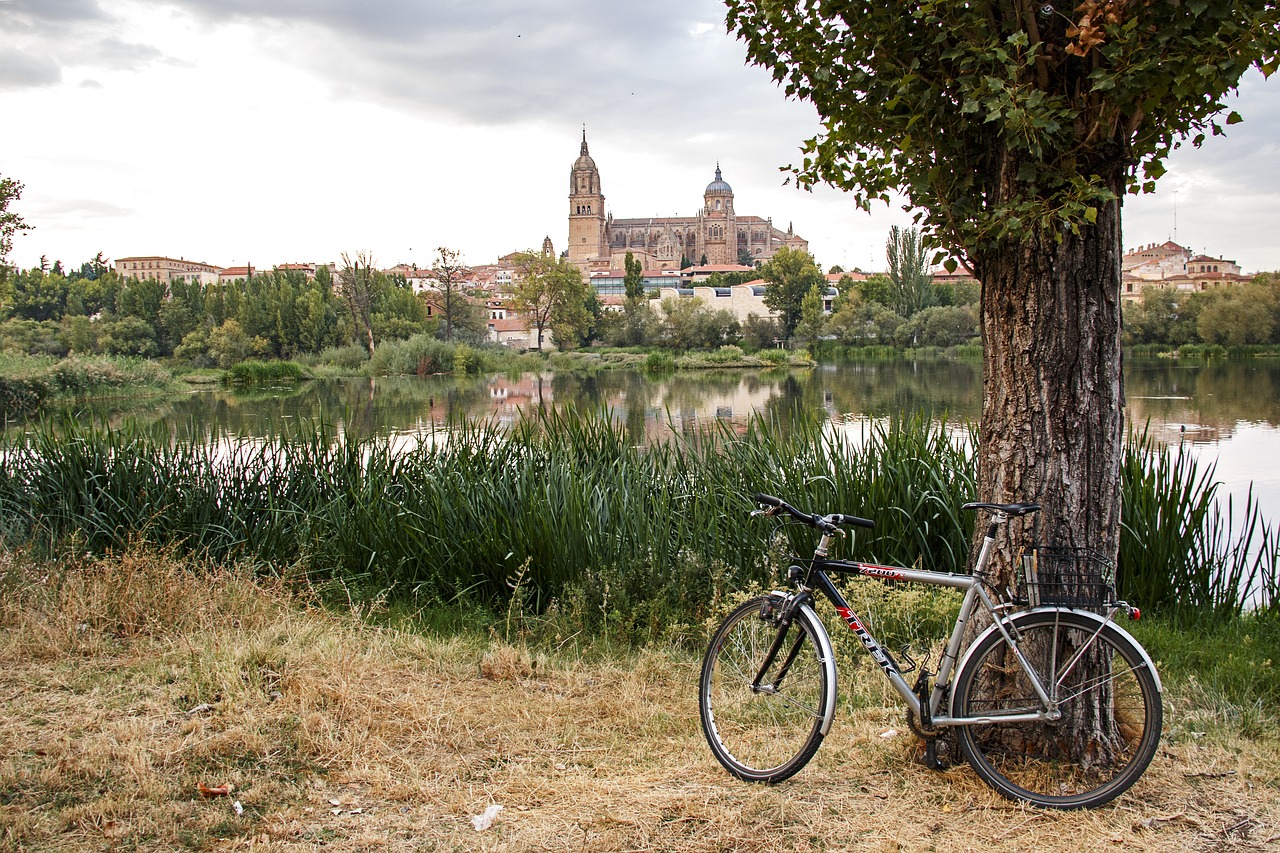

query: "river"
left=13, top=356, right=1280, bottom=522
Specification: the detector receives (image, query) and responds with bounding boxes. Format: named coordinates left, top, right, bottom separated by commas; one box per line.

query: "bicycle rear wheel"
left=699, top=594, right=836, bottom=783
left=954, top=609, right=1162, bottom=809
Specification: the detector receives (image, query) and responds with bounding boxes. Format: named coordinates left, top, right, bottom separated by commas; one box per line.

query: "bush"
left=644, top=351, right=675, bottom=373
left=223, top=360, right=307, bottom=385
left=368, top=335, right=458, bottom=376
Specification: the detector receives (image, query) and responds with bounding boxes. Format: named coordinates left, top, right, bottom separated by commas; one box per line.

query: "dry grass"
left=2, top=550, right=1279, bottom=852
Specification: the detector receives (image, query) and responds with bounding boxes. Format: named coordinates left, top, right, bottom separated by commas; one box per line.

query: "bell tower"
left=568, top=129, right=607, bottom=267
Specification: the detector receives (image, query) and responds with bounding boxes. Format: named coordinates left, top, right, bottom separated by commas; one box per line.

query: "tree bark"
left=972, top=172, right=1126, bottom=585
left=968, top=160, right=1128, bottom=765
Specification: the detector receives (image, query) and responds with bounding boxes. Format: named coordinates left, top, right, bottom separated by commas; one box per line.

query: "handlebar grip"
left=753, top=492, right=783, bottom=508
left=831, top=513, right=875, bottom=530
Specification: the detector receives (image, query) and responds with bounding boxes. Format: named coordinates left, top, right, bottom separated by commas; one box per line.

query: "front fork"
left=750, top=590, right=813, bottom=694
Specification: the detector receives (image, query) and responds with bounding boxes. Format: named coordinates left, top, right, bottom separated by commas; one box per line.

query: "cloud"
left=0, top=50, right=62, bottom=89
left=146, top=0, right=806, bottom=148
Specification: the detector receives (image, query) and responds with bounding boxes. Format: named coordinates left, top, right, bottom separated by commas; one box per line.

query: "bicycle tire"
left=953, top=608, right=1162, bottom=809
left=699, top=594, right=837, bottom=783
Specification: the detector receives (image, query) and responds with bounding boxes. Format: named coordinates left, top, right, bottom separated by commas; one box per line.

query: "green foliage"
left=0, top=353, right=173, bottom=414
left=368, top=335, right=442, bottom=375
left=510, top=252, right=594, bottom=351
left=1120, top=429, right=1279, bottom=625
left=886, top=226, right=934, bottom=316
left=0, top=174, right=32, bottom=265
left=223, top=360, right=307, bottom=386
left=725, top=0, right=1280, bottom=258
left=1, top=410, right=1275, bottom=640
left=794, top=284, right=827, bottom=345
left=644, top=351, right=675, bottom=373
left=623, top=251, right=644, bottom=301
left=759, top=246, right=825, bottom=339
left=739, top=313, right=783, bottom=351
left=657, top=296, right=740, bottom=350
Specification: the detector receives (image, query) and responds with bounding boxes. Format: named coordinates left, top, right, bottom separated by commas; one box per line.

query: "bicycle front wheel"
left=954, top=609, right=1162, bottom=809
left=699, top=594, right=836, bottom=783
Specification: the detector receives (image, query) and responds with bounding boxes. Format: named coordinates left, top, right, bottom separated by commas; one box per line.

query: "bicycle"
left=698, top=492, right=1163, bottom=809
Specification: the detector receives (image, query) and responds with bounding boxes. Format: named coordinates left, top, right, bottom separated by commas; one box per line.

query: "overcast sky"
left=3, top=0, right=1278, bottom=274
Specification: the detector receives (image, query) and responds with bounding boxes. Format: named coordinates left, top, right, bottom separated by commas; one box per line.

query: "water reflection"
left=10, top=356, right=1280, bottom=521
left=17, top=357, right=1280, bottom=443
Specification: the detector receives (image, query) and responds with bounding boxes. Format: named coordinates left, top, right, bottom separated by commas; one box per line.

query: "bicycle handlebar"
left=753, top=492, right=875, bottom=531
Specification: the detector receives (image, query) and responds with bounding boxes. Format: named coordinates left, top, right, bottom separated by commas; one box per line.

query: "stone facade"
left=1121, top=241, right=1249, bottom=299
left=566, top=133, right=809, bottom=274
left=115, top=256, right=221, bottom=286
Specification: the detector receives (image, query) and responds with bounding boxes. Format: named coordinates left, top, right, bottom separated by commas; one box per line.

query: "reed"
left=223, top=359, right=307, bottom=385
left=1, top=410, right=1274, bottom=639
left=1120, top=428, right=1279, bottom=624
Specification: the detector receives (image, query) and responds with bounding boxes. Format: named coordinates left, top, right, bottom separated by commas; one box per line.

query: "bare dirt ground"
left=2, top=552, right=1278, bottom=852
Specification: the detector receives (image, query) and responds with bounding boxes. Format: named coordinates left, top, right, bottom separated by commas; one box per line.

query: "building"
left=1121, top=241, right=1249, bottom=299
left=115, top=256, right=221, bottom=286
left=218, top=266, right=256, bottom=284
left=566, top=132, right=809, bottom=274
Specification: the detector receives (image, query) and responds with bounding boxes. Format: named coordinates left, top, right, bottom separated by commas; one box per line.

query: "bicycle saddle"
left=961, top=502, right=1042, bottom=516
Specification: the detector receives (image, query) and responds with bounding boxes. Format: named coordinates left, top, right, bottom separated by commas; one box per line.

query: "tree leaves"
left=723, top=0, right=1280, bottom=260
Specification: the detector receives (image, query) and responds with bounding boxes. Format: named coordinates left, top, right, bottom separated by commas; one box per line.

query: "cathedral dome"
left=705, top=165, right=733, bottom=195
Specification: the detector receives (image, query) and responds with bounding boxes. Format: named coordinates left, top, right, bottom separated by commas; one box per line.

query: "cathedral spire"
left=581, top=125, right=589, bottom=155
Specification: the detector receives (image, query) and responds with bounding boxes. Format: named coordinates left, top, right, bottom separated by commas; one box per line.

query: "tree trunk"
left=973, top=183, right=1126, bottom=584
left=968, top=160, right=1128, bottom=765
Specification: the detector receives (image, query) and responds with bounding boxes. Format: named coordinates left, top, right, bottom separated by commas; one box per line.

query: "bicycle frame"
left=764, top=514, right=1065, bottom=729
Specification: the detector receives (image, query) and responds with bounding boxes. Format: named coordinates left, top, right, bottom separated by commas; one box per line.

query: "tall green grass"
left=222, top=360, right=307, bottom=385
left=0, top=410, right=1274, bottom=637
left=1120, top=429, right=1278, bottom=624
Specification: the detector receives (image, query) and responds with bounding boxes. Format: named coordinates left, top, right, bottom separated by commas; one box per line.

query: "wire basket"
left=1018, top=546, right=1116, bottom=610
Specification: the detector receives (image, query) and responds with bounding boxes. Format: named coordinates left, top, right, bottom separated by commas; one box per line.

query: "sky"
left=3, top=0, right=1278, bottom=276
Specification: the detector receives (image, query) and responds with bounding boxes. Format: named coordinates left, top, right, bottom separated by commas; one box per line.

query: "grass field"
left=2, top=550, right=1279, bottom=852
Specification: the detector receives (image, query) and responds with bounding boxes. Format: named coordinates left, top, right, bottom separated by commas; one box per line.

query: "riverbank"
left=1, top=549, right=1277, bottom=852
left=0, top=353, right=180, bottom=414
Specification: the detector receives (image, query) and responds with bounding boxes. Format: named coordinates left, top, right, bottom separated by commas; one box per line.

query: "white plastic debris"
left=879, top=728, right=898, bottom=738
left=470, top=804, right=503, bottom=831
left=232, top=800, right=244, bottom=816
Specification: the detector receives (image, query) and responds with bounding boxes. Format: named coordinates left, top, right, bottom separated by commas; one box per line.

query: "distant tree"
left=98, top=315, right=159, bottom=358
left=740, top=313, right=783, bottom=350
left=9, top=269, right=68, bottom=321
left=725, top=270, right=761, bottom=286
left=895, top=304, right=978, bottom=347
left=1122, top=286, right=1202, bottom=346
left=699, top=254, right=709, bottom=266
left=338, top=252, right=377, bottom=355
left=760, top=246, right=825, bottom=338
left=857, top=273, right=893, bottom=306
left=794, top=283, right=827, bottom=345
left=511, top=251, right=593, bottom=351
left=738, top=248, right=757, bottom=267
left=623, top=250, right=644, bottom=301
left=432, top=247, right=472, bottom=343
left=843, top=302, right=905, bottom=346
left=828, top=264, right=845, bottom=274
left=886, top=225, right=933, bottom=316
left=658, top=296, right=740, bottom=349
left=1196, top=283, right=1278, bottom=346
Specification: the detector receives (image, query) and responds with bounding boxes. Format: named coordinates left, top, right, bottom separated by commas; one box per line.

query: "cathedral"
left=567, top=132, right=809, bottom=273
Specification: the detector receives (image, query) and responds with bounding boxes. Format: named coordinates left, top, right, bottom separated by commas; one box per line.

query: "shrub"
left=223, top=360, right=307, bottom=385
left=645, top=351, right=675, bottom=373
